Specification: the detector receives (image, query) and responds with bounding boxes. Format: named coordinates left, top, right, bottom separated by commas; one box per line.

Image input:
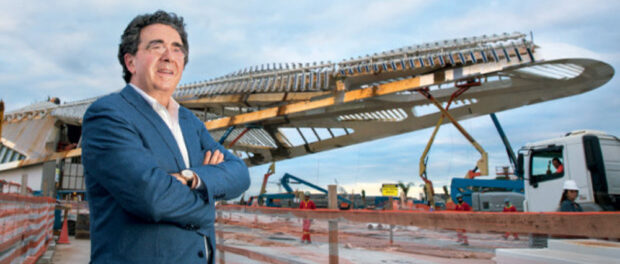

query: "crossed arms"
left=82, top=100, right=250, bottom=227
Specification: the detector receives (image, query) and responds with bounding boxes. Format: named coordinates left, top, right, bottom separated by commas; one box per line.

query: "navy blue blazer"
left=82, top=85, right=250, bottom=263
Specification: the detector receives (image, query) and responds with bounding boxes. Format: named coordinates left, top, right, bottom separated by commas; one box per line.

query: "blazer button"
left=198, top=250, right=204, bottom=258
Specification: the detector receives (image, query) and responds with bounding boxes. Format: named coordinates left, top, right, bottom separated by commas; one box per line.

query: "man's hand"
left=170, top=173, right=187, bottom=185
left=169, top=150, right=224, bottom=188
left=203, top=150, right=224, bottom=165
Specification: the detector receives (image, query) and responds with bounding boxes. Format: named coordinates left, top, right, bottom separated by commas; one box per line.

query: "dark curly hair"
left=118, top=10, right=189, bottom=83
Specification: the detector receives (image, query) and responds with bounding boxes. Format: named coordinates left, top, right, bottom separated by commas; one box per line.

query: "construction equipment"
left=279, top=173, right=353, bottom=208
left=257, top=162, right=275, bottom=205
left=490, top=113, right=518, bottom=173
left=450, top=178, right=524, bottom=210
left=417, top=79, right=488, bottom=207
left=255, top=173, right=353, bottom=208
left=446, top=112, right=524, bottom=211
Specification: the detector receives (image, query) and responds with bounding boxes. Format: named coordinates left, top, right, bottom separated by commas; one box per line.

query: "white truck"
left=517, top=130, right=620, bottom=212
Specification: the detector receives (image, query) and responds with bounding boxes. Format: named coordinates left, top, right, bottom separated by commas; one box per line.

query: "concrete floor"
left=52, top=237, right=90, bottom=264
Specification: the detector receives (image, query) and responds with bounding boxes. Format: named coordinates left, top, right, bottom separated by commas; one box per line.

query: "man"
left=82, top=11, right=250, bottom=263
left=454, top=193, right=472, bottom=246
left=502, top=198, right=519, bottom=240
left=552, top=157, right=564, bottom=174
left=299, top=191, right=316, bottom=244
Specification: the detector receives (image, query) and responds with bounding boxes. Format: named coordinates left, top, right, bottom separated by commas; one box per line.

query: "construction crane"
left=490, top=113, right=518, bottom=176
left=417, top=79, right=489, bottom=207
left=257, top=162, right=275, bottom=205
left=280, top=173, right=353, bottom=208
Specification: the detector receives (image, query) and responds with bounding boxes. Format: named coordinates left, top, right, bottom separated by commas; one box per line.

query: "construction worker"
left=559, top=180, right=583, bottom=212
left=553, top=157, right=564, bottom=174
left=502, top=198, right=519, bottom=240
left=299, top=191, right=316, bottom=244
left=454, top=193, right=472, bottom=245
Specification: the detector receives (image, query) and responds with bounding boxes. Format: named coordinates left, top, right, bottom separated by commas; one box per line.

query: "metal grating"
left=515, top=63, right=585, bottom=80
left=209, top=128, right=278, bottom=149
left=0, top=143, right=26, bottom=164
left=337, top=108, right=408, bottom=122
left=413, top=99, right=479, bottom=117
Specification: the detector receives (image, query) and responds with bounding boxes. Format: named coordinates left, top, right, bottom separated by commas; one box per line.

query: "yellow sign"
left=381, top=184, right=398, bottom=196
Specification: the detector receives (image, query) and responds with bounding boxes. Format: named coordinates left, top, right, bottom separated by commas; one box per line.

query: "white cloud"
left=537, top=41, right=619, bottom=62
left=432, top=0, right=619, bottom=37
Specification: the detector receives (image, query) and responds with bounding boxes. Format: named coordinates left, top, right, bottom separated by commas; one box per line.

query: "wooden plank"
left=217, top=205, right=620, bottom=238
left=0, top=148, right=82, bottom=172
left=180, top=91, right=331, bottom=108
left=205, top=76, right=422, bottom=130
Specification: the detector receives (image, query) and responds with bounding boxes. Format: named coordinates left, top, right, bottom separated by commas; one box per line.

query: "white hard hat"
left=563, top=180, right=579, bottom=191
left=304, top=191, right=311, bottom=196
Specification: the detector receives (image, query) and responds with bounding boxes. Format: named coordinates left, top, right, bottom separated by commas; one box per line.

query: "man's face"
left=552, top=160, right=560, bottom=168
left=125, top=23, right=185, bottom=95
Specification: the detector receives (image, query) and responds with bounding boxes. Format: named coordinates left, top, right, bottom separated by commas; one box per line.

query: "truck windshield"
left=530, top=147, right=564, bottom=185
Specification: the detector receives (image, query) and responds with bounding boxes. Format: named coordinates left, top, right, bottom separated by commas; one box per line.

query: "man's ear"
left=124, top=53, right=136, bottom=74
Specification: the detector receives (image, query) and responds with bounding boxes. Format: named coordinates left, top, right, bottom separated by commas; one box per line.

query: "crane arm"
left=418, top=86, right=472, bottom=206
left=418, top=86, right=488, bottom=178
left=280, top=173, right=352, bottom=205
left=258, top=162, right=275, bottom=205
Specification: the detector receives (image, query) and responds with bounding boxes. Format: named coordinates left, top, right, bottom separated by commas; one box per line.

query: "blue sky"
left=1, top=0, right=619, bottom=197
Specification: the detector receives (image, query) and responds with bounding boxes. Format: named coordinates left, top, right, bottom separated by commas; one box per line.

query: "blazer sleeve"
left=191, top=118, right=250, bottom=201
left=82, top=101, right=213, bottom=227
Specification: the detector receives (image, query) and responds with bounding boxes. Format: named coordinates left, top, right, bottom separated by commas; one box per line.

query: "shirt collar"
left=129, top=83, right=179, bottom=114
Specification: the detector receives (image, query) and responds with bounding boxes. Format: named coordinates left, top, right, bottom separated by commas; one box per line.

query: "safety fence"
left=214, top=204, right=620, bottom=263
left=0, top=181, right=55, bottom=264
left=0, top=181, right=32, bottom=195
left=218, top=205, right=620, bottom=238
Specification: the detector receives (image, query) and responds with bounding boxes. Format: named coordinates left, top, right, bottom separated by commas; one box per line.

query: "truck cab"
left=518, top=130, right=620, bottom=212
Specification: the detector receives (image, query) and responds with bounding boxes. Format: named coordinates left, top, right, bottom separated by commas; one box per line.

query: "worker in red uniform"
left=454, top=193, right=472, bottom=245
left=502, top=198, right=519, bottom=240
left=552, top=157, right=564, bottom=174
left=299, top=191, right=316, bottom=244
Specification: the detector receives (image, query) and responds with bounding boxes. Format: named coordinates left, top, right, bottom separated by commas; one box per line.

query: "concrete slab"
left=51, top=238, right=90, bottom=264
left=496, top=248, right=617, bottom=264
left=496, top=239, right=620, bottom=264
left=548, top=239, right=620, bottom=259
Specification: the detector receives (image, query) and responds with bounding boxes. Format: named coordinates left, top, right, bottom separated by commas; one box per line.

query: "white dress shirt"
left=130, top=84, right=191, bottom=169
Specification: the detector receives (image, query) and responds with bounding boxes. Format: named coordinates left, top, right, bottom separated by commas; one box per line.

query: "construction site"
left=2, top=6, right=620, bottom=263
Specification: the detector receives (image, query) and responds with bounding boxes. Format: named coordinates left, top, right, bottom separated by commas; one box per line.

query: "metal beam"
left=217, top=205, right=620, bottom=238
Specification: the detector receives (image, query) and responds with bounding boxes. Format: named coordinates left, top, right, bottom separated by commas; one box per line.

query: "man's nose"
left=159, top=46, right=172, bottom=61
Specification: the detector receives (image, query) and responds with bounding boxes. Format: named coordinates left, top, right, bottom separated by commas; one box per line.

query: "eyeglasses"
left=145, top=42, right=186, bottom=59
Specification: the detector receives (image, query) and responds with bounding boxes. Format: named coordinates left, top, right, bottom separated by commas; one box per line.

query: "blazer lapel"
left=120, top=85, right=186, bottom=170
left=179, top=108, right=200, bottom=167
